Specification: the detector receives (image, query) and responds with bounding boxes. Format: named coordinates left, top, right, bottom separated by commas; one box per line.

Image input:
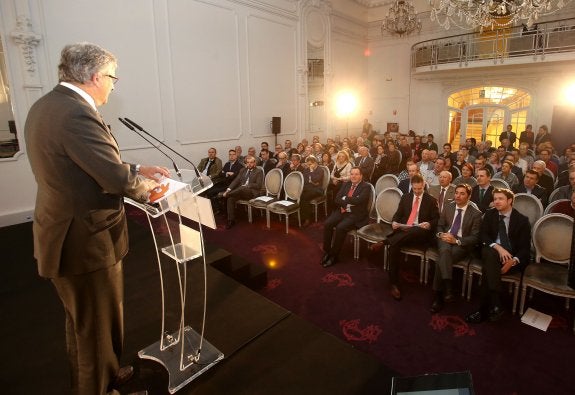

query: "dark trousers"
left=432, top=241, right=471, bottom=291
left=323, top=211, right=357, bottom=258
left=480, top=246, right=520, bottom=310
left=300, top=186, right=322, bottom=221
left=226, top=187, right=255, bottom=220
left=51, top=261, right=124, bottom=395
left=387, top=227, right=432, bottom=286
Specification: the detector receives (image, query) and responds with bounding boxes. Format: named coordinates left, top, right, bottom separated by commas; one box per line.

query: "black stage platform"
left=0, top=220, right=395, bottom=394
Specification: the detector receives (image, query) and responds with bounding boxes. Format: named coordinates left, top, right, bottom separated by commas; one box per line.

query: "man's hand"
left=439, top=232, right=457, bottom=244
left=418, top=221, right=431, bottom=230
left=494, top=244, right=513, bottom=263
left=392, top=221, right=400, bottom=230
left=139, top=165, right=170, bottom=182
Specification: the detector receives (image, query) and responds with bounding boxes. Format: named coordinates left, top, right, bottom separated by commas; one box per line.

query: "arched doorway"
left=447, top=86, right=531, bottom=147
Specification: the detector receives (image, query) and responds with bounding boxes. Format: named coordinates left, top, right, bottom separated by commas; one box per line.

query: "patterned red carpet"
left=198, top=209, right=575, bottom=395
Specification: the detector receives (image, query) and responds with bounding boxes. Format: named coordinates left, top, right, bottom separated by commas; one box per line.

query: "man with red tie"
left=385, top=174, right=439, bottom=300
left=322, top=167, right=371, bottom=268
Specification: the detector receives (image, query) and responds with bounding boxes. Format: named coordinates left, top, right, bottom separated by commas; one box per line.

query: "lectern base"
left=138, top=326, right=224, bottom=394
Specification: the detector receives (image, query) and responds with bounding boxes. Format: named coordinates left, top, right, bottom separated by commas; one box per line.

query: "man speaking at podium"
left=25, top=42, right=169, bottom=394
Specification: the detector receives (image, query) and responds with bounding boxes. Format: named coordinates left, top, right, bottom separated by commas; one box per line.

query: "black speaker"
left=272, top=117, right=281, bottom=135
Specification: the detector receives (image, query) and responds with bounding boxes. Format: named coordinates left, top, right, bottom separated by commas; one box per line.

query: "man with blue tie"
left=470, top=167, right=494, bottom=213
left=466, top=188, right=531, bottom=323
left=431, top=184, right=482, bottom=313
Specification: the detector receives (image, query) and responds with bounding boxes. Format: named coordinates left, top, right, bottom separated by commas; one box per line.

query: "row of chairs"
left=236, top=166, right=332, bottom=233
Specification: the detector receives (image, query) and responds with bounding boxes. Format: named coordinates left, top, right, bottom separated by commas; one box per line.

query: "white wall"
left=0, top=0, right=300, bottom=226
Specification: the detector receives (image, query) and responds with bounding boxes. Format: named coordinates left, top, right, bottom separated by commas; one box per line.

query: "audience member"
left=300, top=156, right=325, bottom=227
left=197, top=147, right=223, bottom=180
left=425, top=157, right=446, bottom=186
left=411, top=135, right=423, bottom=162
left=398, top=162, right=420, bottom=194
left=532, top=160, right=554, bottom=193
left=207, top=149, right=244, bottom=211
left=223, top=156, right=263, bottom=229
left=519, top=124, right=534, bottom=148
left=283, top=153, right=304, bottom=177
left=428, top=170, right=455, bottom=214
left=322, top=167, right=371, bottom=268
left=550, top=170, right=575, bottom=201
left=431, top=184, right=482, bottom=313
left=466, top=188, right=531, bottom=323
left=371, top=144, right=387, bottom=184
left=247, top=146, right=261, bottom=165
left=533, top=124, right=551, bottom=147
left=275, top=151, right=288, bottom=170
left=355, top=146, right=375, bottom=181
left=512, top=169, right=548, bottom=206
left=260, top=149, right=276, bottom=174
left=424, top=133, right=439, bottom=152
left=329, top=150, right=353, bottom=199
left=547, top=189, right=575, bottom=218
left=471, top=168, right=494, bottom=213
left=235, top=145, right=245, bottom=163
left=440, top=143, right=456, bottom=162
left=321, top=152, right=334, bottom=172
left=453, top=162, right=477, bottom=187
left=398, top=135, right=412, bottom=168
left=384, top=174, right=439, bottom=300
left=493, top=160, right=520, bottom=189
left=499, top=124, right=517, bottom=147
left=538, top=148, right=558, bottom=177
left=385, top=140, right=401, bottom=175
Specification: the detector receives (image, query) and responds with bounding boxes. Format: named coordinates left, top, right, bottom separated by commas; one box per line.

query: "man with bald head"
left=355, top=146, right=375, bottom=181
left=428, top=170, right=455, bottom=214
left=532, top=160, right=554, bottom=193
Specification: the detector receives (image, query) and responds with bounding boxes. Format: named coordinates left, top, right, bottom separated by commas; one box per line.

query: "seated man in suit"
left=470, top=167, right=494, bottom=213
left=552, top=169, right=575, bottom=201
left=355, top=146, right=375, bottom=181
left=385, top=174, right=439, bottom=300
left=428, top=170, right=455, bottom=214
left=283, top=153, right=305, bottom=177
left=207, top=149, right=244, bottom=212
left=223, top=156, right=263, bottom=229
left=259, top=148, right=276, bottom=174
left=466, top=188, right=531, bottom=323
left=197, top=147, right=223, bottom=181
left=532, top=160, right=554, bottom=193
left=398, top=162, right=420, bottom=194
left=512, top=169, right=548, bottom=206
left=547, top=188, right=575, bottom=218
left=322, top=167, right=371, bottom=268
left=431, top=184, right=482, bottom=313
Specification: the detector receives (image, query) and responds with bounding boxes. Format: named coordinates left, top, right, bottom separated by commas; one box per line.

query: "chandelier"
left=382, top=0, right=422, bottom=37
left=429, top=0, right=572, bottom=31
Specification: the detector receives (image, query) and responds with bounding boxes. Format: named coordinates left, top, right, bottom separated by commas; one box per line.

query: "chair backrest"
left=283, top=171, right=304, bottom=202
left=548, top=187, right=563, bottom=203
left=265, top=168, right=283, bottom=197
left=513, top=193, right=543, bottom=228
left=543, top=168, right=555, bottom=181
left=319, top=165, right=331, bottom=193
left=544, top=199, right=570, bottom=215
left=532, top=213, right=574, bottom=265
left=490, top=178, right=510, bottom=190
left=451, top=166, right=461, bottom=178
left=376, top=187, right=402, bottom=223
left=375, top=174, right=399, bottom=195
left=367, top=183, right=376, bottom=214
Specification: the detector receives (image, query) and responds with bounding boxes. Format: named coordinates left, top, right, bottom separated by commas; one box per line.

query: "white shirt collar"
left=60, top=82, right=97, bottom=111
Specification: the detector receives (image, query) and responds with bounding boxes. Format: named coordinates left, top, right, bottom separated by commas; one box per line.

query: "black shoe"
left=443, top=289, right=455, bottom=303
left=465, top=310, right=486, bottom=324
left=320, top=253, right=330, bottom=265
left=322, top=256, right=337, bottom=268
left=430, top=297, right=443, bottom=313
left=390, top=285, right=402, bottom=301
left=225, top=220, right=235, bottom=229
left=488, top=306, right=505, bottom=322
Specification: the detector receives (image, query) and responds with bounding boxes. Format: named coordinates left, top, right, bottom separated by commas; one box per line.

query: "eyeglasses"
left=105, top=74, right=119, bottom=85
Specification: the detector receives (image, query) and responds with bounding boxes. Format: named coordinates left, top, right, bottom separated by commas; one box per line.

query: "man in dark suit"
left=24, top=43, right=169, bottom=394
left=385, top=174, right=439, bottom=300
left=499, top=124, right=517, bottom=147
left=322, top=167, right=371, bottom=268
left=470, top=167, right=494, bottom=213
left=512, top=169, right=548, bottom=206
left=283, top=153, right=305, bottom=177
left=355, top=146, right=375, bottom=181
left=206, top=149, right=244, bottom=210
left=532, top=160, right=554, bottom=193
left=466, top=189, right=531, bottom=323
left=197, top=147, right=223, bottom=180
left=259, top=148, right=276, bottom=174
left=223, top=156, right=263, bottom=228
left=398, top=163, right=420, bottom=194
left=431, top=184, right=482, bottom=313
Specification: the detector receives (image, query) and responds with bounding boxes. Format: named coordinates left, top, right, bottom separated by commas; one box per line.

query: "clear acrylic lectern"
left=125, top=169, right=223, bottom=393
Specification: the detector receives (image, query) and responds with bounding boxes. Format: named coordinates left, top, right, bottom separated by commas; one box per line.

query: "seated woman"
left=453, top=162, right=477, bottom=187
left=321, top=152, right=334, bottom=172
left=371, top=144, right=387, bottom=184
left=493, top=160, right=520, bottom=189
left=328, top=150, right=353, bottom=210
left=300, top=156, right=325, bottom=227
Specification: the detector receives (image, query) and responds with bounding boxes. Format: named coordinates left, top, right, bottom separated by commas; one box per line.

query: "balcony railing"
left=411, top=18, right=575, bottom=70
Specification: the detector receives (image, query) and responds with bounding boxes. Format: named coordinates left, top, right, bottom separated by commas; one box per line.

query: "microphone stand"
left=121, top=117, right=204, bottom=187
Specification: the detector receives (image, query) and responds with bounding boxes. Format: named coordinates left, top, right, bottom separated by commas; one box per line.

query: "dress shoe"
left=488, top=306, right=505, bottom=322
left=225, top=220, right=235, bottom=229
left=465, top=310, right=486, bottom=324
left=320, top=253, right=330, bottom=265
left=113, top=365, right=134, bottom=387
left=443, top=289, right=455, bottom=303
left=322, top=256, right=337, bottom=268
left=390, top=285, right=402, bottom=301
left=430, top=298, right=443, bottom=313
left=302, top=219, right=311, bottom=228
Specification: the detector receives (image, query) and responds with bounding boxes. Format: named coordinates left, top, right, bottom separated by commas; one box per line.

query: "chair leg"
left=460, top=268, right=467, bottom=298
left=266, top=210, right=271, bottom=229
left=467, top=272, right=474, bottom=301
left=511, top=283, right=519, bottom=314
left=285, top=214, right=289, bottom=234
left=423, top=259, right=430, bottom=285
left=314, top=205, right=318, bottom=222
left=247, top=206, right=252, bottom=223
left=519, top=286, right=527, bottom=315
left=419, top=257, right=425, bottom=284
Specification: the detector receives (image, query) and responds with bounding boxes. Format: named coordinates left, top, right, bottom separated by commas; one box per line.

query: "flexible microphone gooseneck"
left=118, top=118, right=182, bottom=178
left=122, top=117, right=203, bottom=187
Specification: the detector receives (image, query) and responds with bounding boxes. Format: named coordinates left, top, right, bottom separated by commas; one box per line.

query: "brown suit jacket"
left=25, top=84, right=149, bottom=278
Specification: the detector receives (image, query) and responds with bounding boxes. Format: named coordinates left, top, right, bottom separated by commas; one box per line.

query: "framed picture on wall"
left=387, top=123, right=399, bottom=134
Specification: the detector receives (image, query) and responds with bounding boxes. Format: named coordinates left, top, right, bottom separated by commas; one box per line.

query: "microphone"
left=121, top=117, right=204, bottom=187
left=118, top=118, right=182, bottom=178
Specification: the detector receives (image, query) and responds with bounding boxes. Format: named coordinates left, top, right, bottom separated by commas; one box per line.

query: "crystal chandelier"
left=429, top=0, right=572, bottom=31
left=382, top=0, right=422, bottom=37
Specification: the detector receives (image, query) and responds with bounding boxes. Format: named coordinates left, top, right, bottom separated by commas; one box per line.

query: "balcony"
left=411, top=18, right=575, bottom=73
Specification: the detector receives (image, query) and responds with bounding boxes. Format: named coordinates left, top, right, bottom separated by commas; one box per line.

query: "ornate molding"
left=10, top=15, right=41, bottom=75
